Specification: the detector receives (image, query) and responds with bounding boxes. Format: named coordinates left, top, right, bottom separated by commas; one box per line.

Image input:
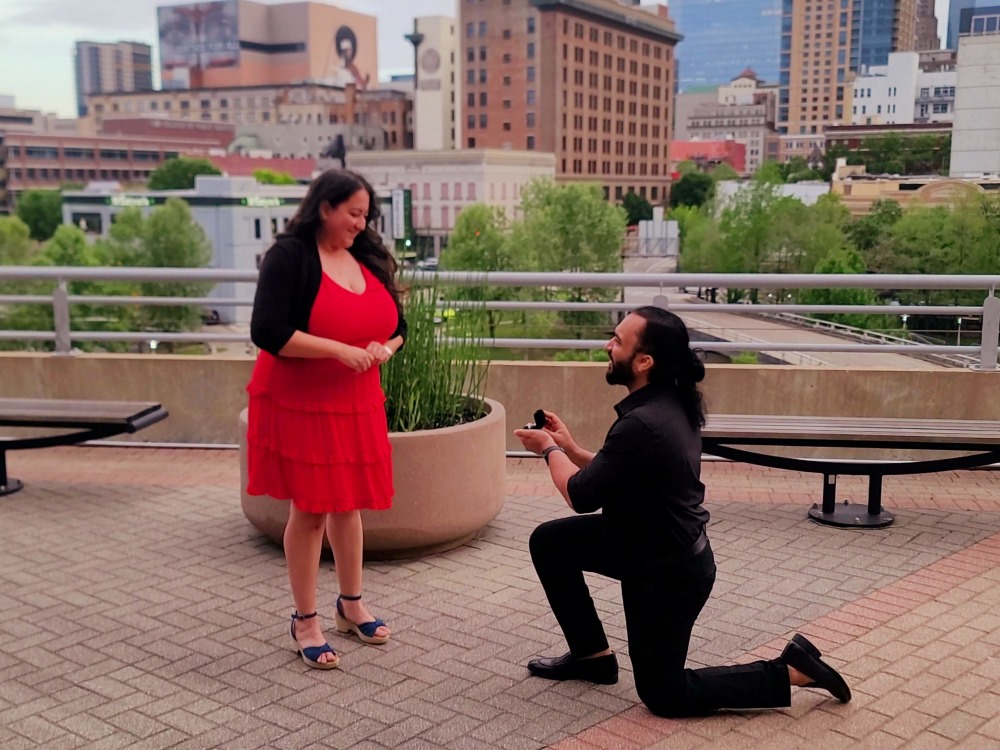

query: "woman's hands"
left=335, top=344, right=377, bottom=372
left=330, top=341, right=394, bottom=372
left=366, top=341, right=394, bottom=365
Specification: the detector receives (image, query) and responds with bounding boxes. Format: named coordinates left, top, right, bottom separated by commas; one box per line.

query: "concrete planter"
left=239, top=398, right=507, bottom=559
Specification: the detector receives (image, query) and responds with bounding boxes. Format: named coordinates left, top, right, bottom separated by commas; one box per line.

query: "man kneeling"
left=513, top=307, right=851, bottom=718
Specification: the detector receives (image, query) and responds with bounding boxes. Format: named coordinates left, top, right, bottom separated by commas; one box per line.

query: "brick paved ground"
left=2, top=448, right=1000, bottom=749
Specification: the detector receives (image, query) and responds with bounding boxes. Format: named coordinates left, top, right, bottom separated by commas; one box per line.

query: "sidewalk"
left=2, top=448, right=1000, bottom=749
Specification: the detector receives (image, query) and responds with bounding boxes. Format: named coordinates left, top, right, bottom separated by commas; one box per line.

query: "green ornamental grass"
left=381, top=273, right=489, bottom=433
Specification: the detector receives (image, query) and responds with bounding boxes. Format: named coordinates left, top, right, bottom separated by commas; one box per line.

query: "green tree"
left=675, top=160, right=700, bottom=176
left=148, top=157, right=222, bottom=190
left=669, top=172, right=714, bottom=209
left=30, top=226, right=133, bottom=348
left=102, top=207, right=146, bottom=266
left=0, top=215, right=36, bottom=266
left=40, top=224, right=101, bottom=266
left=512, top=179, right=625, bottom=334
left=253, top=168, right=298, bottom=185
left=848, top=199, right=903, bottom=271
left=755, top=161, right=785, bottom=185
left=674, top=204, right=724, bottom=274
left=710, top=163, right=740, bottom=182
left=440, top=204, right=520, bottom=337
left=135, top=198, right=213, bottom=333
left=714, top=180, right=779, bottom=299
left=800, top=246, right=884, bottom=329
left=622, top=191, right=654, bottom=225
left=780, top=156, right=822, bottom=183
left=15, top=190, right=63, bottom=241
left=0, top=217, right=45, bottom=343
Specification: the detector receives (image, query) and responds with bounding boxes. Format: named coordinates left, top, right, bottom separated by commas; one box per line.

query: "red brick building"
left=3, top=132, right=218, bottom=190
left=669, top=139, right=747, bottom=175
left=459, top=0, right=680, bottom=203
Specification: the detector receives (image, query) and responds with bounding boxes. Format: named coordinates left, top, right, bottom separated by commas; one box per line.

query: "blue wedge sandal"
left=290, top=611, right=340, bottom=669
left=335, top=594, right=390, bottom=645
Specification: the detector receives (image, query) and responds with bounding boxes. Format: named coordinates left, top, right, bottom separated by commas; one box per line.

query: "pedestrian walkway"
left=2, top=448, right=1000, bottom=749
left=620, top=258, right=942, bottom=369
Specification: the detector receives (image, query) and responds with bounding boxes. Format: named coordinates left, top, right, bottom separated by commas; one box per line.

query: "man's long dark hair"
left=281, top=169, right=401, bottom=308
left=632, top=306, right=707, bottom=429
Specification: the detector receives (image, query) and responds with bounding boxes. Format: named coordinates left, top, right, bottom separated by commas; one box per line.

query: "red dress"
left=246, top=265, right=397, bottom=513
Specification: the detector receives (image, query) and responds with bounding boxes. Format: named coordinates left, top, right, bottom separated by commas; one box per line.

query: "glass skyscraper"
left=668, top=0, right=783, bottom=90
left=947, top=0, right=1000, bottom=48
left=851, top=0, right=901, bottom=72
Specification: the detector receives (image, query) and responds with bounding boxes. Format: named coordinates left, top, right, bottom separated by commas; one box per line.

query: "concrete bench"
left=702, top=415, right=1000, bottom=528
left=0, top=398, right=168, bottom=496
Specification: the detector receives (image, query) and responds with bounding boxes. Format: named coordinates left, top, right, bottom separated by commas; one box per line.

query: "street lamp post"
left=957, top=316, right=963, bottom=347
left=901, top=314, right=908, bottom=333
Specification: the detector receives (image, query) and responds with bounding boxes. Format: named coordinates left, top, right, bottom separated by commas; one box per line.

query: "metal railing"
left=757, top=310, right=982, bottom=368
left=0, top=267, right=997, bottom=370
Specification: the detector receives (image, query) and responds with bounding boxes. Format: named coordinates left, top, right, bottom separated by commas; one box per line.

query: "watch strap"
left=542, top=445, right=566, bottom=464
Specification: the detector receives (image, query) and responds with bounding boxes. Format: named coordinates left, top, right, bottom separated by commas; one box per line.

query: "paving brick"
left=5, top=450, right=1000, bottom=749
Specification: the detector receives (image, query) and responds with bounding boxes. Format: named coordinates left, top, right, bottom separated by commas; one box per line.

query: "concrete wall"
left=2, top=355, right=999, bottom=459
left=950, top=32, right=1000, bottom=176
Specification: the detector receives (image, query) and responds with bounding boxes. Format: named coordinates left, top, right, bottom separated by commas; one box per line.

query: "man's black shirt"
left=566, top=383, right=709, bottom=562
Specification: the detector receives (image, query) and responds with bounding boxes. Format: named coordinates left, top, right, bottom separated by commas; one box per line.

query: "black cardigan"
left=250, top=235, right=408, bottom=357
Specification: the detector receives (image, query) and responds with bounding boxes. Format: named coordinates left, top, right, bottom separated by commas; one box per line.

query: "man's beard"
left=605, top=352, right=635, bottom=386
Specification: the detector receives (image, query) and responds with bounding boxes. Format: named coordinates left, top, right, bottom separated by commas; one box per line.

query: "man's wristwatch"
left=542, top=445, right=566, bottom=465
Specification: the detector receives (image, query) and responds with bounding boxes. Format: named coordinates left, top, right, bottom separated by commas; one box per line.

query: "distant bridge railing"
left=0, top=267, right=997, bottom=371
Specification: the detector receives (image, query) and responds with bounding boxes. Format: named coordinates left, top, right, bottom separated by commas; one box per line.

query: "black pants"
left=529, top=515, right=791, bottom=718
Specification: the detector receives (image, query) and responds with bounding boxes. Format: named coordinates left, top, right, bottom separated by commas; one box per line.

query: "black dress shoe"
left=780, top=635, right=851, bottom=703
left=781, top=633, right=821, bottom=660
left=527, top=651, right=619, bottom=685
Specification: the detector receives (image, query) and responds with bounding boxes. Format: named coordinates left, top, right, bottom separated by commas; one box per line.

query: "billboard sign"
left=158, top=1, right=240, bottom=71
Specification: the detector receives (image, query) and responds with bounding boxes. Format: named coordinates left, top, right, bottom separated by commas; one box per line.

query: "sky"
left=0, top=0, right=955, bottom=118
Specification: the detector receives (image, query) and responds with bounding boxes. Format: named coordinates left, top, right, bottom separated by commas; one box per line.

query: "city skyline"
left=0, top=0, right=953, bottom=118
left=0, top=0, right=452, bottom=117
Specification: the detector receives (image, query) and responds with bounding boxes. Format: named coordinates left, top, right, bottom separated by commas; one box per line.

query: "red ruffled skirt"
left=246, top=369, right=394, bottom=513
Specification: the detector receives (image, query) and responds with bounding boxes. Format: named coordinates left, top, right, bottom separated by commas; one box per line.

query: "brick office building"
left=3, top=132, right=219, bottom=190
left=85, top=82, right=412, bottom=154
left=459, top=0, right=681, bottom=204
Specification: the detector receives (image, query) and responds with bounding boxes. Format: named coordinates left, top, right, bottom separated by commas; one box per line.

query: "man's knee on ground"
left=528, top=518, right=566, bottom=561
left=635, top=675, right=705, bottom=719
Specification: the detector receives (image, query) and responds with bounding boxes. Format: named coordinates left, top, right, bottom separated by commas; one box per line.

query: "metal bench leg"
left=867, top=474, right=894, bottom=525
left=809, top=472, right=894, bottom=529
left=0, top=450, right=25, bottom=497
left=822, top=473, right=837, bottom=514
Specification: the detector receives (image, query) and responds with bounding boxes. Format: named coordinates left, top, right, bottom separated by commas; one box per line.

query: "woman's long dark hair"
left=632, top=306, right=707, bottom=430
left=281, top=168, right=402, bottom=308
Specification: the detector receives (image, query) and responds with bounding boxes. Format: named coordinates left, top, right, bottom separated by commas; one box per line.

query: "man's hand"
left=540, top=410, right=576, bottom=451
left=513, top=428, right=556, bottom=455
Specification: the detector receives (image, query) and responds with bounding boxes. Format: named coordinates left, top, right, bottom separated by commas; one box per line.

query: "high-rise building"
left=915, top=0, right=941, bottom=49
left=947, top=0, right=1000, bottom=49
left=664, top=0, right=783, bottom=91
left=851, top=0, right=917, bottom=73
left=458, top=0, right=681, bottom=203
left=74, top=41, right=153, bottom=116
left=778, top=0, right=916, bottom=152
left=406, top=17, right=460, bottom=151
left=777, top=0, right=856, bottom=140
left=157, top=1, right=376, bottom=91
left=950, top=26, right=1000, bottom=175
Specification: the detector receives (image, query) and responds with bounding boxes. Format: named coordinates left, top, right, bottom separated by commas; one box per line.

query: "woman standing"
left=247, top=170, right=406, bottom=669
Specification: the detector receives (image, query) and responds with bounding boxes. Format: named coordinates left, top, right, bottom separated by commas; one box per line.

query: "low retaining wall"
left=2, top=353, right=998, bottom=459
